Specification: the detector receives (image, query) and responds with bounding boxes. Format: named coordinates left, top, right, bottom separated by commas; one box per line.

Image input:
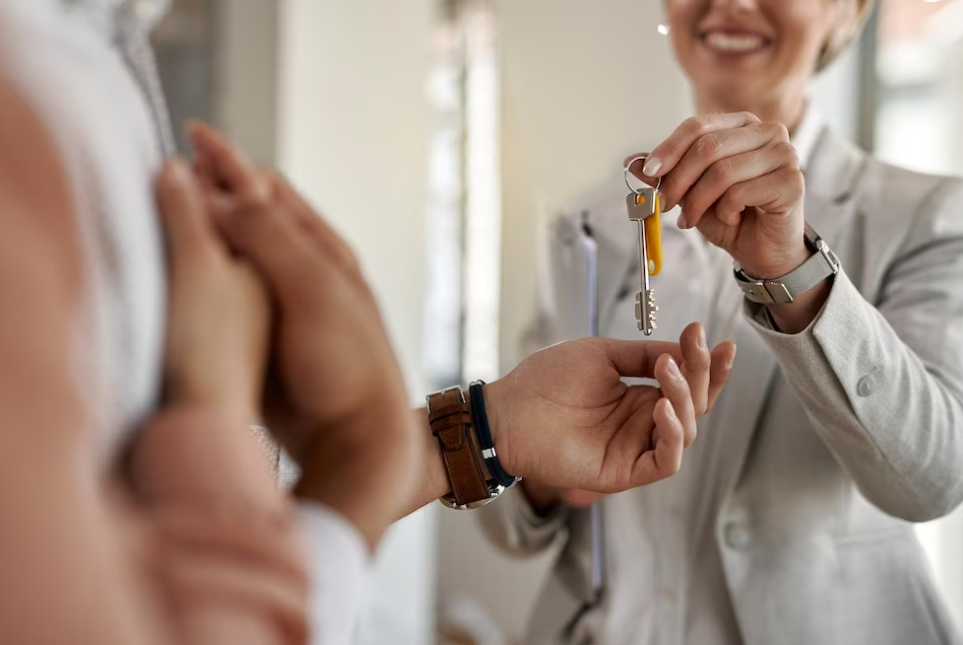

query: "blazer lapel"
left=803, top=127, right=870, bottom=247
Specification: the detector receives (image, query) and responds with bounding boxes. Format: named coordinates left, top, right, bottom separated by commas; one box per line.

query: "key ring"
left=624, top=155, right=662, bottom=195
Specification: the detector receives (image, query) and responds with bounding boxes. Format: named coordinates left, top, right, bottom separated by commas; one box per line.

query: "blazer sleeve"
left=745, top=176, right=963, bottom=522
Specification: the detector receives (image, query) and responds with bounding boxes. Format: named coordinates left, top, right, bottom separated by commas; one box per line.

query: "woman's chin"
left=691, top=77, right=768, bottom=112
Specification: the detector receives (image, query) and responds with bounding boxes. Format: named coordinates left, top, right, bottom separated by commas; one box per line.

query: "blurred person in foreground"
left=0, top=1, right=735, bottom=643
left=481, top=1, right=963, bottom=644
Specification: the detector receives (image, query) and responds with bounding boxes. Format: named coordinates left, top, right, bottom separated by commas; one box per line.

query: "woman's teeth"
left=704, top=32, right=765, bottom=53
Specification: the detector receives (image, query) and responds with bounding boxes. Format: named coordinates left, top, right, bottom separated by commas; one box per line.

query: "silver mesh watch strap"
left=734, top=224, right=840, bottom=305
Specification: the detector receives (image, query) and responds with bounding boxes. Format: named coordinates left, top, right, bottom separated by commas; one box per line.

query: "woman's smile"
left=700, top=29, right=771, bottom=56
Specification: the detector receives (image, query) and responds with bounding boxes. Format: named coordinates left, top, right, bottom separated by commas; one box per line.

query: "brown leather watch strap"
left=426, top=387, right=490, bottom=507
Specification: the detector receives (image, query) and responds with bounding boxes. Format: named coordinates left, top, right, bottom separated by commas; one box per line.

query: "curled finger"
left=629, top=398, right=684, bottom=487
left=678, top=322, right=711, bottom=416
left=706, top=342, right=737, bottom=413
left=654, top=353, right=698, bottom=447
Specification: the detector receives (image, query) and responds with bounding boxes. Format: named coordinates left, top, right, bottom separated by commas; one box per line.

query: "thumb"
left=156, top=158, right=218, bottom=260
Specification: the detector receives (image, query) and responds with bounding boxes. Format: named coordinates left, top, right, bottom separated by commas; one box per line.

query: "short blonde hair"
left=816, top=0, right=876, bottom=71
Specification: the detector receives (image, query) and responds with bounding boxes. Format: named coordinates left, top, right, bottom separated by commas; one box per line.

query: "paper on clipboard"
left=550, top=212, right=600, bottom=341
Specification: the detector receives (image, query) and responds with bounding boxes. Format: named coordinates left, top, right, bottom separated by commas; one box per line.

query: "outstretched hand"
left=489, top=323, right=735, bottom=493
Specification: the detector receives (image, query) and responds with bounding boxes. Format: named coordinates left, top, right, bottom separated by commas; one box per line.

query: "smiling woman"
left=481, top=0, right=963, bottom=644
left=666, top=0, right=875, bottom=130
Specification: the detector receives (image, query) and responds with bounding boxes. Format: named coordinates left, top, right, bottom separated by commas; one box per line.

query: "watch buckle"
left=762, top=281, right=794, bottom=305
left=425, top=385, right=464, bottom=415
left=816, top=239, right=841, bottom=273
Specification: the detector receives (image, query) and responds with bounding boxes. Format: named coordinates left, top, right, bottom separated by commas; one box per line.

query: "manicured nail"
left=667, top=357, right=684, bottom=380
left=677, top=213, right=689, bottom=230
left=726, top=346, right=738, bottom=369
left=665, top=400, right=677, bottom=421
left=643, top=156, right=663, bottom=177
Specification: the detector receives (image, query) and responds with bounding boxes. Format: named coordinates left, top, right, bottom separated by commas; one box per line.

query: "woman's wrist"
left=739, top=239, right=832, bottom=334
left=738, top=240, right=811, bottom=281
left=767, top=278, right=832, bottom=334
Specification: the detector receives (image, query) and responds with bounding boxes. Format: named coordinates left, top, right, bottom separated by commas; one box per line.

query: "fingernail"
left=664, top=400, right=677, bottom=421
left=677, top=213, right=689, bottom=230
left=667, top=357, right=684, bottom=380
left=698, top=327, right=708, bottom=350
left=643, top=156, right=663, bottom=177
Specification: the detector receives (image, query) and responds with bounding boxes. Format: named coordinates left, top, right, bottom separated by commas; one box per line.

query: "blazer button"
left=857, top=375, right=876, bottom=397
left=724, top=523, right=751, bottom=550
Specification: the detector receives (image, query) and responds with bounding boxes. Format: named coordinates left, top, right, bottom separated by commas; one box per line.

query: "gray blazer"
left=480, top=128, right=963, bottom=645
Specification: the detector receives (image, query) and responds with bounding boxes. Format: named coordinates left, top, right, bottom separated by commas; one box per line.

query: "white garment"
left=0, top=0, right=167, bottom=457
left=0, top=2, right=371, bottom=643
left=299, top=504, right=372, bottom=645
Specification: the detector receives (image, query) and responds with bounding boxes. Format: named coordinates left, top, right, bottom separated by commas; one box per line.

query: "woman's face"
left=667, top=0, right=845, bottom=109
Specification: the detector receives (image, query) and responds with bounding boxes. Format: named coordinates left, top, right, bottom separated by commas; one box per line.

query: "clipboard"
left=551, top=211, right=606, bottom=607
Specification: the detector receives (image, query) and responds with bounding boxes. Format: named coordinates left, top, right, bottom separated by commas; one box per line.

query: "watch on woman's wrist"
left=733, top=224, right=840, bottom=305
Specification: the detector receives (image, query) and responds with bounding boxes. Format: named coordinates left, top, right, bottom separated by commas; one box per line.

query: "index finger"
left=595, top=338, right=684, bottom=380
left=629, top=112, right=761, bottom=180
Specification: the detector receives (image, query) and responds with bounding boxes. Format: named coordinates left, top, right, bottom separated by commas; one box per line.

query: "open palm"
left=488, top=324, right=735, bottom=494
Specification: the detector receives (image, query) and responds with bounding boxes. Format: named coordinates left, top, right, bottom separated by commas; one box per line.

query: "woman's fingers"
left=623, top=154, right=660, bottom=190
left=660, top=121, right=788, bottom=212
left=711, top=166, right=805, bottom=226
left=670, top=127, right=794, bottom=222
left=636, top=112, right=762, bottom=179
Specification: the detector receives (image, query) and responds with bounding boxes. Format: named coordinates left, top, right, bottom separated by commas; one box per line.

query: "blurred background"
left=153, top=0, right=963, bottom=643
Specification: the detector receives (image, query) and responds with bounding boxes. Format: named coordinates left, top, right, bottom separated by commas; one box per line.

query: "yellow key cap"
left=639, top=192, right=662, bottom=276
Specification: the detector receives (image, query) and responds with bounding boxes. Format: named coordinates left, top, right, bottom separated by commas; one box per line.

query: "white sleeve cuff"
left=296, top=501, right=372, bottom=645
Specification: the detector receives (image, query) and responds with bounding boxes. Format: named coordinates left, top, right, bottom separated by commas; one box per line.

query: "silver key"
left=625, top=191, right=659, bottom=335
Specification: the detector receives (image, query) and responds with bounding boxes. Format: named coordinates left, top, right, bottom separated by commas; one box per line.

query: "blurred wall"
left=495, top=0, right=691, bottom=376
left=213, top=1, right=438, bottom=643
left=274, top=2, right=437, bottom=643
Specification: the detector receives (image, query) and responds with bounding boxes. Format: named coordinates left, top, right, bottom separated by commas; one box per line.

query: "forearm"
left=747, top=270, right=963, bottom=520
left=400, top=406, right=454, bottom=516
